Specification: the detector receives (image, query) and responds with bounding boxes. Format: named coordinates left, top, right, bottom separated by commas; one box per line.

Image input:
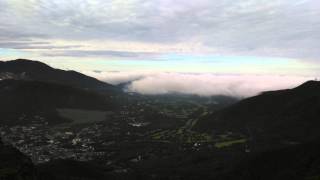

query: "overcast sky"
left=0, top=0, right=319, bottom=96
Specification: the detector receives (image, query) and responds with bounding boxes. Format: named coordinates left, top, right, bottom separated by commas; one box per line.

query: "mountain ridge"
left=0, top=79, right=117, bottom=126
left=194, top=80, right=320, bottom=142
left=0, top=59, right=120, bottom=93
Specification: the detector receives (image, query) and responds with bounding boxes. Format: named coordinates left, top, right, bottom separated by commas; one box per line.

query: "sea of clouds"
left=84, top=71, right=313, bottom=98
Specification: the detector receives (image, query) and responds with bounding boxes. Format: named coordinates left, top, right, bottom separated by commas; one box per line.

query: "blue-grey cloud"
left=0, top=0, right=319, bottom=60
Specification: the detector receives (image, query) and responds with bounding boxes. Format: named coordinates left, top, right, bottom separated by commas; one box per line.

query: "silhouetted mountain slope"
left=0, top=139, right=36, bottom=180
left=0, top=59, right=119, bottom=93
left=194, top=81, right=320, bottom=141
left=0, top=79, right=116, bottom=125
left=220, top=141, right=320, bottom=180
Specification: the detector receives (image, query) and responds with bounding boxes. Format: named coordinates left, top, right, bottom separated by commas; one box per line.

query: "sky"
left=0, top=0, right=320, bottom=97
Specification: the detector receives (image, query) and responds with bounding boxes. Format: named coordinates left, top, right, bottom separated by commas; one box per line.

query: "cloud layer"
left=0, top=0, right=320, bottom=60
left=84, top=71, right=313, bottom=97
left=83, top=71, right=153, bottom=85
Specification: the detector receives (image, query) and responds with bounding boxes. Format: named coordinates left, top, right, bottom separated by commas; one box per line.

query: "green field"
left=214, top=139, right=247, bottom=148
left=151, top=129, right=212, bottom=144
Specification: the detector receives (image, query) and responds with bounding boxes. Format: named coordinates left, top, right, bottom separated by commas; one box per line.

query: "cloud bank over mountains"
left=84, top=71, right=313, bottom=97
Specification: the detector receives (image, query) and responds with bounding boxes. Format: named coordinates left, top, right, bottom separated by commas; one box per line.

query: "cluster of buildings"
left=0, top=119, right=113, bottom=164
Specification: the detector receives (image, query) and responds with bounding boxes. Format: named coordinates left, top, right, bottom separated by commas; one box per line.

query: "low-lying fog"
left=84, top=71, right=314, bottom=97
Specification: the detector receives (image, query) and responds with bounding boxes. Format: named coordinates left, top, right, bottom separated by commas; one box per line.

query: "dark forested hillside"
left=194, top=81, right=320, bottom=142
left=0, top=59, right=119, bottom=93
left=220, top=141, right=320, bottom=180
left=0, top=79, right=117, bottom=125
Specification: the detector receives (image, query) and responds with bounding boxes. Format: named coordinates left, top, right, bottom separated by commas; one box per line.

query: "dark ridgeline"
left=0, top=59, right=122, bottom=126
left=194, top=80, right=320, bottom=143
left=0, top=59, right=119, bottom=93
